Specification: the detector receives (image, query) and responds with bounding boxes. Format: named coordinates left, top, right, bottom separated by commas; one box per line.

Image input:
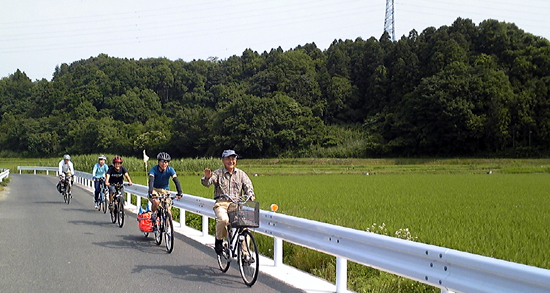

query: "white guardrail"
left=0, top=168, right=9, bottom=182
left=17, top=166, right=550, bottom=293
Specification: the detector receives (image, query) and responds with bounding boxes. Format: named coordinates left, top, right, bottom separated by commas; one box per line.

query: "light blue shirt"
left=92, top=163, right=109, bottom=178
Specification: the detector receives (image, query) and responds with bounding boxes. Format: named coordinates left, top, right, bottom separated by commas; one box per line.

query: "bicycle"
left=60, top=172, right=72, bottom=205
left=95, top=177, right=108, bottom=214
left=152, top=194, right=175, bottom=253
left=109, top=183, right=126, bottom=228
left=216, top=194, right=260, bottom=287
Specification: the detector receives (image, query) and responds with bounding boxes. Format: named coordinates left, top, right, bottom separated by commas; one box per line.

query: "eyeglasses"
left=159, top=160, right=170, bottom=163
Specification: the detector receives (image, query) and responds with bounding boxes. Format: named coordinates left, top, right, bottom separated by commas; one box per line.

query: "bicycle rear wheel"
left=217, top=240, right=230, bottom=273
left=117, top=198, right=124, bottom=228
left=238, top=230, right=259, bottom=286
left=164, top=213, right=174, bottom=253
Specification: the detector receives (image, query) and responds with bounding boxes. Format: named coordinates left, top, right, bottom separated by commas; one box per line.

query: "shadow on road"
left=68, top=219, right=114, bottom=228
left=34, top=200, right=66, bottom=205
left=131, top=263, right=251, bottom=289
left=92, top=234, right=168, bottom=254
left=63, top=208, right=105, bottom=214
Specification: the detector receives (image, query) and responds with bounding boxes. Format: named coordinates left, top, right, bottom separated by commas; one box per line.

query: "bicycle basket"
left=228, top=201, right=259, bottom=228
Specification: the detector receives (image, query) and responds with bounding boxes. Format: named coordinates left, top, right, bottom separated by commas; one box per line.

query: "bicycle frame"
left=226, top=226, right=246, bottom=259
left=108, top=183, right=125, bottom=206
left=216, top=194, right=259, bottom=286
left=97, top=178, right=107, bottom=213
left=153, top=194, right=175, bottom=253
left=110, top=183, right=126, bottom=227
left=61, top=172, right=72, bottom=204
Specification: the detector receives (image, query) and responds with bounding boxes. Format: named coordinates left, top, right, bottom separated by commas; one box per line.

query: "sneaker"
left=215, top=239, right=223, bottom=255
left=94, top=204, right=98, bottom=209
left=243, top=254, right=255, bottom=264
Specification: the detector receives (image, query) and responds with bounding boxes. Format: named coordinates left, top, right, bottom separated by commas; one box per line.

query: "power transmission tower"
left=384, top=0, right=395, bottom=41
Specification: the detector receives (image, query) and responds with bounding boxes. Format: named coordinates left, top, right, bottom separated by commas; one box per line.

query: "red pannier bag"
left=137, top=211, right=153, bottom=232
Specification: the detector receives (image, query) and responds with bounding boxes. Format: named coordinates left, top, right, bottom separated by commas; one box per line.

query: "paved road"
left=0, top=174, right=303, bottom=293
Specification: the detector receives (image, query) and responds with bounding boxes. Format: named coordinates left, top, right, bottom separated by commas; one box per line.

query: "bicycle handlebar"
left=109, top=182, right=130, bottom=187
left=157, top=194, right=176, bottom=199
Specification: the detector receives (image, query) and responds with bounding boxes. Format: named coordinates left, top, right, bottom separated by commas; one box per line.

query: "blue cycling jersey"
left=148, top=165, right=176, bottom=190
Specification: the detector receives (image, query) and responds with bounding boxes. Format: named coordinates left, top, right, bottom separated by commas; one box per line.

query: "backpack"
left=137, top=206, right=153, bottom=232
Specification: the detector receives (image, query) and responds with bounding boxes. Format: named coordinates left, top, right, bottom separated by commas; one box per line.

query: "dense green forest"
left=1, top=18, right=549, bottom=158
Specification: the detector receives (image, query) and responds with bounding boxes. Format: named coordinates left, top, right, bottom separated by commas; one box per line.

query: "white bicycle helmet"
left=63, top=154, right=71, bottom=160
left=98, top=155, right=107, bottom=161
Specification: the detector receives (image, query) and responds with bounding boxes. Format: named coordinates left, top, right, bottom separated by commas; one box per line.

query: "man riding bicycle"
left=105, top=156, right=133, bottom=209
left=92, top=155, right=109, bottom=209
left=58, top=154, right=75, bottom=196
left=201, top=150, right=255, bottom=255
left=147, top=152, right=183, bottom=225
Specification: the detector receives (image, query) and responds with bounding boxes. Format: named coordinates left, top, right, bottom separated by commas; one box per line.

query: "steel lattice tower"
left=384, top=0, right=395, bottom=41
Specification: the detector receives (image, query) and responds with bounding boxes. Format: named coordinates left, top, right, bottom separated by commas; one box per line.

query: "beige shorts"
left=151, top=188, right=171, bottom=205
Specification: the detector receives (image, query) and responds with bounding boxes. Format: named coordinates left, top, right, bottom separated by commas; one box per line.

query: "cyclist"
left=201, top=149, right=255, bottom=255
left=105, top=156, right=133, bottom=209
left=92, top=155, right=109, bottom=209
left=147, top=152, right=183, bottom=225
left=58, top=154, right=75, bottom=197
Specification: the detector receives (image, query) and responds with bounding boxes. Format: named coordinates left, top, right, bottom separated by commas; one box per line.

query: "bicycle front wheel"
left=238, top=230, right=259, bottom=286
left=63, top=192, right=67, bottom=203
left=117, top=199, right=124, bottom=228
left=164, top=213, right=174, bottom=253
left=110, top=203, right=117, bottom=223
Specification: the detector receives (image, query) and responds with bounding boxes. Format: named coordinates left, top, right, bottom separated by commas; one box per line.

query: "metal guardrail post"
left=179, top=208, right=185, bottom=227
left=202, top=215, right=209, bottom=237
left=336, top=257, right=347, bottom=292
left=274, top=237, right=283, bottom=267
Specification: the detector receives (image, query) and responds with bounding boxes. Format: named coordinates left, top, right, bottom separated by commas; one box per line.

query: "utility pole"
left=384, top=0, right=395, bottom=41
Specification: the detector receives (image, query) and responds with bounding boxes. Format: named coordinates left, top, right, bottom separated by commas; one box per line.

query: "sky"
left=2, top=0, right=550, bottom=81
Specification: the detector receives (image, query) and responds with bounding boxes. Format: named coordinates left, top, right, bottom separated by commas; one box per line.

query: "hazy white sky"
left=2, top=0, right=549, bottom=80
